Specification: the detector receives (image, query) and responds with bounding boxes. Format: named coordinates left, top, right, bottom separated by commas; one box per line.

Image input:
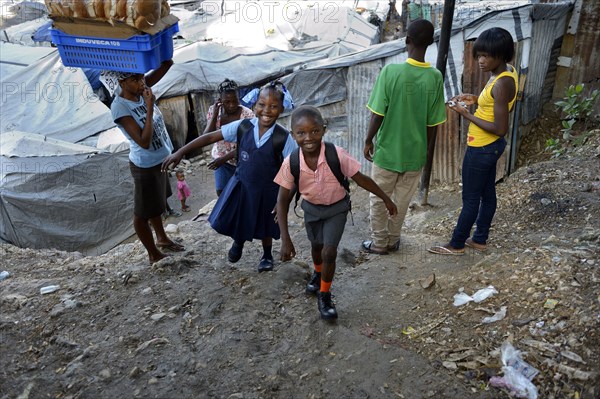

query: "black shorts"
left=129, top=162, right=167, bottom=219
left=301, top=197, right=349, bottom=247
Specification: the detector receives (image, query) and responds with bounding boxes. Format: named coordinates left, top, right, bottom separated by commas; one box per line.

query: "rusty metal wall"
left=551, top=0, right=600, bottom=98
left=570, top=0, right=600, bottom=90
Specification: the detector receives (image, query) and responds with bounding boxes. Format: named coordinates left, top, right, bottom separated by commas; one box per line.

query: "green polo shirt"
left=367, top=58, right=446, bottom=172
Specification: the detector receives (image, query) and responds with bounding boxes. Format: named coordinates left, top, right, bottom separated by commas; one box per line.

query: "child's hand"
left=385, top=199, right=398, bottom=217
left=208, top=156, right=227, bottom=170
left=280, top=239, right=296, bottom=262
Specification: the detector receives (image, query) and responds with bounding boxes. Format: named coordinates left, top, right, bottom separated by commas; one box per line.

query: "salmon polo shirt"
left=274, top=142, right=361, bottom=205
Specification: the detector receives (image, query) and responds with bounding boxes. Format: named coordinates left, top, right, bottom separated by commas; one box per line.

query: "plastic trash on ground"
left=453, top=292, right=473, bottom=306
left=472, top=285, right=498, bottom=302
left=453, top=285, right=498, bottom=306
left=482, top=306, right=507, bottom=323
left=489, top=341, right=539, bottom=399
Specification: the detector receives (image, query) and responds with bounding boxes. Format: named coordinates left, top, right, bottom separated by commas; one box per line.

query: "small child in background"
left=275, top=105, right=398, bottom=320
left=176, top=170, right=192, bottom=212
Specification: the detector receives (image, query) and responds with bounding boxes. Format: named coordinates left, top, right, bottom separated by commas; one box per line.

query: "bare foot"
left=149, top=251, right=168, bottom=264
left=156, top=241, right=185, bottom=252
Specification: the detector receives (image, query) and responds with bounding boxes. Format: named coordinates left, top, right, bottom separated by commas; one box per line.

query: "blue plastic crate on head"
left=50, top=22, right=179, bottom=73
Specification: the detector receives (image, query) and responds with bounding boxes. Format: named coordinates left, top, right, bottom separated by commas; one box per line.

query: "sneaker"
left=318, top=292, right=338, bottom=320
left=169, top=209, right=183, bottom=217
left=305, top=272, right=321, bottom=294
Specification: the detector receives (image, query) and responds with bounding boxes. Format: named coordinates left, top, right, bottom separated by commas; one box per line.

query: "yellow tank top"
left=467, top=65, right=518, bottom=147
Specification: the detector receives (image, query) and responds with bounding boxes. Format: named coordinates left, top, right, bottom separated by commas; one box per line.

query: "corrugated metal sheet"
left=542, top=37, right=564, bottom=104
left=521, top=4, right=569, bottom=124
left=431, top=110, right=461, bottom=184
left=346, top=59, right=384, bottom=174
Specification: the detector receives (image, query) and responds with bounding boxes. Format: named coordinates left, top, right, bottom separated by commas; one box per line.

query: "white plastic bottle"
left=40, top=285, right=60, bottom=294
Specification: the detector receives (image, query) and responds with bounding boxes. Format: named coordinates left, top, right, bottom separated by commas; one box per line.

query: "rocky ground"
left=1, top=123, right=599, bottom=399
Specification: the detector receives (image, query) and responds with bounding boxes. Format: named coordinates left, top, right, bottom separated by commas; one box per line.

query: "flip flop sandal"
left=157, top=242, right=185, bottom=252
left=361, top=240, right=389, bottom=255
left=465, top=238, right=487, bottom=252
left=427, top=245, right=465, bottom=256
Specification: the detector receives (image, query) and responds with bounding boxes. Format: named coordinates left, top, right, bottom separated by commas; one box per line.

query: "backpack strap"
left=324, top=142, right=350, bottom=194
left=289, top=147, right=302, bottom=215
left=271, top=124, right=288, bottom=166
left=236, top=118, right=255, bottom=162
left=324, top=142, right=352, bottom=222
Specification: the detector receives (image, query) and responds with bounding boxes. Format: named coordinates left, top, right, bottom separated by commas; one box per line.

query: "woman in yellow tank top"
left=429, top=27, right=517, bottom=255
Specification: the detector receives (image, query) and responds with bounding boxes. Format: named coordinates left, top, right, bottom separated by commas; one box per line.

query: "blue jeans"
left=450, top=138, right=506, bottom=248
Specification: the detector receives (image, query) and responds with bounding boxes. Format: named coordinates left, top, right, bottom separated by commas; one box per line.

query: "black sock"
left=262, top=245, right=272, bottom=260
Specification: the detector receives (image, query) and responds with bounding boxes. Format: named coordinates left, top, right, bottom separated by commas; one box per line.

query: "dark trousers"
left=450, top=138, right=506, bottom=248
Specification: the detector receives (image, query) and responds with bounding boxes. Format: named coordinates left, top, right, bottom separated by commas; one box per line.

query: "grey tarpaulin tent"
left=0, top=46, right=133, bottom=255
left=0, top=131, right=133, bottom=255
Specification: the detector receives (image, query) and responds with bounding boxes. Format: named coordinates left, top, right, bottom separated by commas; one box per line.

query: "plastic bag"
left=472, top=285, right=498, bottom=302
left=482, top=306, right=507, bottom=324
left=452, top=285, right=498, bottom=306
left=489, top=341, right=538, bottom=399
left=453, top=292, right=473, bottom=306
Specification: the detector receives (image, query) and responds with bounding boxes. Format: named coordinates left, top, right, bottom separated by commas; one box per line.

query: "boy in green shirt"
left=362, top=19, right=446, bottom=255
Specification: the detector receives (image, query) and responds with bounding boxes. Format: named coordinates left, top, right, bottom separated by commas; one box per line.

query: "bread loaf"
left=73, top=0, right=90, bottom=18
left=160, top=0, right=169, bottom=18
left=60, top=1, right=73, bottom=17
left=115, top=0, right=127, bottom=19
left=46, top=0, right=168, bottom=30
left=135, top=0, right=159, bottom=19
left=85, top=0, right=96, bottom=18
left=93, top=0, right=105, bottom=19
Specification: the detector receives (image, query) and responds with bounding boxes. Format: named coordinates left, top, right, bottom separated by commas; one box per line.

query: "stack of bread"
left=45, top=0, right=170, bottom=31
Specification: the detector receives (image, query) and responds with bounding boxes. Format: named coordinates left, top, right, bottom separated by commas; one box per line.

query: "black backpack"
left=289, top=141, right=351, bottom=215
left=236, top=119, right=288, bottom=166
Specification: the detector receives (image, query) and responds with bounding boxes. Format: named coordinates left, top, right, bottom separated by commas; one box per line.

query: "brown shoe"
left=465, top=238, right=487, bottom=252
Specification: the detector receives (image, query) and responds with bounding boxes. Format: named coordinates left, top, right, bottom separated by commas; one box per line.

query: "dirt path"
left=1, top=132, right=599, bottom=398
